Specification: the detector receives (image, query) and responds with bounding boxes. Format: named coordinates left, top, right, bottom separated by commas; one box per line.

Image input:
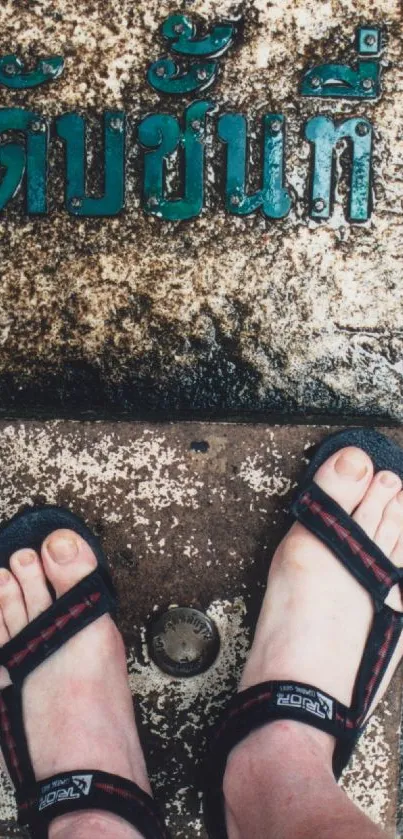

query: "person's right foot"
left=227, top=446, right=403, bottom=774
left=0, top=529, right=151, bottom=839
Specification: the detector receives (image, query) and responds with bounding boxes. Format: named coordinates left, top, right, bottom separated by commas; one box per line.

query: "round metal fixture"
left=149, top=607, right=220, bottom=677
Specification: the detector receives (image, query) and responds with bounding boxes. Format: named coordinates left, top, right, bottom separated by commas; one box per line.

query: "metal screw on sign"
left=155, top=65, right=166, bottom=78
left=4, top=64, right=17, bottom=76
left=310, top=76, right=321, bottom=88
left=270, top=120, right=282, bottom=134
left=148, top=196, right=159, bottom=207
left=314, top=198, right=326, bottom=212
left=70, top=197, right=83, bottom=209
left=191, top=119, right=202, bottom=131
left=230, top=194, right=241, bottom=206
left=362, top=78, right=373, bottom=90
left=356, top=122, right=369, bottom=136
left=365, top=34, right=376, bottom=46
left=197, top=68, right=208, bottom=81
left=110, top=117, right=124, bottom=132
left=31, top=120, right=46, bottom=133
left=174, top=23, right=185, bottom=34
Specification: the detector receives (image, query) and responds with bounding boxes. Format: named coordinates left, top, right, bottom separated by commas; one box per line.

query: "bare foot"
left=0, top=529, right=150, bottom=839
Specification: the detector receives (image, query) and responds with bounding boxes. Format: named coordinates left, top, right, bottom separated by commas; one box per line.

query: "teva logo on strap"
left=39, top=774, right=93, bottom=811
left=276, top=685, right=334, bottom=721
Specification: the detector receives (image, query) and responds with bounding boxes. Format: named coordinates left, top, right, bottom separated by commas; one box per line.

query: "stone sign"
left=0, top=0, right=401, bottom=420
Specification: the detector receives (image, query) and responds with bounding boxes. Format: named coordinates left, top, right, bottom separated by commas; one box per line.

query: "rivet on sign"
left=191, top=120, right=202, bottom=131
left=30, top=120, right=46, bottom=133
left=149, top=607, right=220, bottom=678
left=356, top=122, right=369, bottom=136
left=365, top=34, right=376, bottom=46
left=310, top=76, right=321, bottom=88
left=155, top=65, right=166, bottom=78
left=362, top=78, right=373, bottom=90
left=314, top=198, right=326, bottom=212
left=270, top=120, right=282, bottom=134
left=4, top=64, right=17, bottom=76
left=148, top=196, right=159, bottom=207
left=42, top=62, right=57, bottom=75
left=110, top=117, right=124, bottom=132
left=197, top=68, right=208, bottom=81
left=174, top=23, right=185, bottom=34
left=70, top=197, right=82, bottom=209
left=230, top=194, right=241, bottom=206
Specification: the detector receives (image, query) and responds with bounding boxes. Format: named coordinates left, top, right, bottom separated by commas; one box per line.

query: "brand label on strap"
left=276, top=684, right=334, bottom=721
left=39, top=774, right=93, bottom=811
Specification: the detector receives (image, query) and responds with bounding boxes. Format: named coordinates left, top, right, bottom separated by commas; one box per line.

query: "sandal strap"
left=0, top=685, right=35, bottom=789
left=351, top=606, right=403, bottom=725
left=0, top=566, right=117, bottom=687
left=204, top=680, right=353, bottom=839
left=291, top=481, right=403, bottom=606
left=17, top=769, right=170, bottom=839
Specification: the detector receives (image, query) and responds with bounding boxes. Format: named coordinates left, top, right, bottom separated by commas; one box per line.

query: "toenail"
left=335, top=450, right=368, bottom=480
left=46, top=532, right=79, bottom=564
left=380, top=472, right=400, bottom=488
left=14, top=550, right=36, bottom=567
left=0, top=570, right=10, bottom=586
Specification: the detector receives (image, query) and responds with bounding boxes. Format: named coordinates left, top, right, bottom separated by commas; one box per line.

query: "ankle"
left=49, top=810, right=145, bottom=839
left=223, top=720, right=335, bottom=828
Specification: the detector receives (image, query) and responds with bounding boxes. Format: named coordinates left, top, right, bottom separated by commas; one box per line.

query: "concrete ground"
left=0, top=421, right=400, bottom=838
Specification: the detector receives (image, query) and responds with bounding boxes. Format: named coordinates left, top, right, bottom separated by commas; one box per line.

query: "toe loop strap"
left=0, top=567, right=117, bottom=687
left=17, top=769, right=170, bottom=839
left=291, top=481, right=402, bottom=606
left=203, top=680, right=354, bottom=839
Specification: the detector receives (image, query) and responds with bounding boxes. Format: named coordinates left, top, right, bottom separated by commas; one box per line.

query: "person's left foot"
left=0, top=528, right=150, bottom=839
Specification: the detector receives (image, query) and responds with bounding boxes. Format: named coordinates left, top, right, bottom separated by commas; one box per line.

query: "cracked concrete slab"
left=0, top=1, right=401, bottom=418
left=0, top=422, right=400, bottom=838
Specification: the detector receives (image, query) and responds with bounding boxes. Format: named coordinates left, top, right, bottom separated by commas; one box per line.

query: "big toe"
left=313, top=445, right=374, bottom=512
left=41, top=529, right=97, bottom=597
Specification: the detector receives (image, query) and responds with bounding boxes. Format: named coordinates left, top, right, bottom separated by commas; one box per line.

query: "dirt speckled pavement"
left=0, top=0, right=401, bottom=419
left=0, top=422, right=400, bottom=838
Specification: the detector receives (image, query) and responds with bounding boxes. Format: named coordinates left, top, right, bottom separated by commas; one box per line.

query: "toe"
left=314, top=446, right=373, bottom=513
left=372, top=485, right=403, bottom=556
left=0, top=609, right=10, bottom=647
left=353, top=470, right=402, bottom=539
left=390, top=492, right=403, bottom=568
left=0, top=569, right=28, bottom=636
left=10, top=549, right=52, bottom=621
left=41, top=529, right=98, bottom=598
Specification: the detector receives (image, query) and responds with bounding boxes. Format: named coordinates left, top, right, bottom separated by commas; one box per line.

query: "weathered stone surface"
left=0, top=1, right=401, bottom=418
left=0, top=421, right=400, bottom=838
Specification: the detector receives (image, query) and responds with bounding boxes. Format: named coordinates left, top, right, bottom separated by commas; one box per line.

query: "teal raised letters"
left=0, top=55, right=64, bottom=89
left=0, top=108, right=48, bottom=213
left=138, top=102, right=214, bottom=221
left=161, top=14, right=236, bottom=58
left=218, top=113, right=291, bottom=219
left=56, top=112, right=125, bottom=216
left=147, top=57, right=217, bottom=95
left=305, top=116, right=373, bottom=221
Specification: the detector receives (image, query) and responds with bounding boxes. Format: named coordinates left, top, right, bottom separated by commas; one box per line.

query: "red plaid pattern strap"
left=0, top=566, right=117, bottom=687
left=291, top=481, right=402, bottom=605
left=18, top=769, right=170, bottom=839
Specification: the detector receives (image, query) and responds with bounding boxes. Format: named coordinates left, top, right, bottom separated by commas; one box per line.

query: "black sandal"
left=203, top=428, right=403, bottom=839
left=0, top=506, right=169, bottom=839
